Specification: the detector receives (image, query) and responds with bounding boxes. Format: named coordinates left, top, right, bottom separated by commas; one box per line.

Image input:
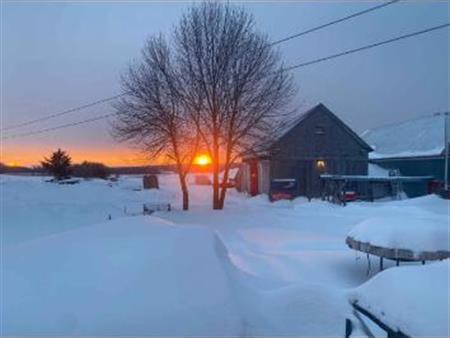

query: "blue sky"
left=1, top=1, right=449, bottom=165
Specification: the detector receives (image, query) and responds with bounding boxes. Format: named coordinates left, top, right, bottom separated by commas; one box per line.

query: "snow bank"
left=219, top=247, right=352, bottom=337
left=349, top=260, right=450, bottom=337
left=3, top=217, right=242, bottom=336
left=347, top=217, right=449, bottom=253
left=244, top=282, right=351, bottom=337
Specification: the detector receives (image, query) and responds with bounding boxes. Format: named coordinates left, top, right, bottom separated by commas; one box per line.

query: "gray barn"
left=239, top=103, right=372, bottom=198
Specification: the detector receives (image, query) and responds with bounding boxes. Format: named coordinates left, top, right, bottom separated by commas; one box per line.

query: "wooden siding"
left=270, top=105, right=369, bottom=198
left=258, top=160, right=271, bottom=194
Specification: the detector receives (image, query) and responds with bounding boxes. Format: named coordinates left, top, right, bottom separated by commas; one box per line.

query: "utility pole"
left=445, top=112, right=449, bottom=191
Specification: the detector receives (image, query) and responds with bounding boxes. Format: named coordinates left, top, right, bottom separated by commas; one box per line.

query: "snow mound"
left=245, top=282, right=351, bottom=336
left=349, top=260, right=450, bottom=337
left=220, top=256, right=352, bottom=337
left=3, top=217, right=242, bottom=336
left=347, top=217, right=449, bottom=253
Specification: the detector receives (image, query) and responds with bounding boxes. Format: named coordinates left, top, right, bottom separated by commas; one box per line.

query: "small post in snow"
left=444, top=112, right=449, bottom=191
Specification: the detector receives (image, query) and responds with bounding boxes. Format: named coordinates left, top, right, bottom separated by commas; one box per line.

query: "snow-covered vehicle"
left=269, top=178, right=298, bottom=201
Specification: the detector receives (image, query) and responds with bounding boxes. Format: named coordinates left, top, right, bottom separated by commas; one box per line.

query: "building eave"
left=370, top=154, right=445, bottom=162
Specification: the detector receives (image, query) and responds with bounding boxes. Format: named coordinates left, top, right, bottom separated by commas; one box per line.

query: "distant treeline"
left=0, top=162, right=238, bottom=176
left=0, top=162, right=175, bottom=176
left=0, top=163, right=36, bottom=174
left=111, top=165, right=176, bottom=175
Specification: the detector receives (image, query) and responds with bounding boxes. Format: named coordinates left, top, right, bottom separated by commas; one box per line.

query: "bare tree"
left=112, top=37, right=199, bottom=210
left=175, top=2, right=295, bottom=209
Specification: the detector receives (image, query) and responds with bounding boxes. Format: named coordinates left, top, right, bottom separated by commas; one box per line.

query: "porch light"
left=316, top=160, right=326, bottom=170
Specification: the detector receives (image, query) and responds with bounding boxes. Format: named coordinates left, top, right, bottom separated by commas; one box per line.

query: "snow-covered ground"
left=1, top=174, right=449, bottom=336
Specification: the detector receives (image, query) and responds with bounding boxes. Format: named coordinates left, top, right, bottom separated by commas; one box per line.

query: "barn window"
left=314, top=126, right=325, bottom=135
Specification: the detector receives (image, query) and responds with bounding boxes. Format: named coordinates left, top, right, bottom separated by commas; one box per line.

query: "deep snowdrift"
left=349, top=260, right=450, bottom=337
left=237, top=281, right=351, bottom=337
left=3, top=217, right=242, bottom=336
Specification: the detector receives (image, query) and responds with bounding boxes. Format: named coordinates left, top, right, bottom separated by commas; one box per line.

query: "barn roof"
left=241, top=103, right=372, bottom=160
left=362, top=113, right=449, bottom=160
left=276, top=103, right=372, bottom=151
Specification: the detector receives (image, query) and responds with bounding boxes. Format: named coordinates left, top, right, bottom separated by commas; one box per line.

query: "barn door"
left=296, top=161, right=307, bottom=196
left=249, top=161, right=259, bottom=196
left=312, top=160, right=325, bottom=198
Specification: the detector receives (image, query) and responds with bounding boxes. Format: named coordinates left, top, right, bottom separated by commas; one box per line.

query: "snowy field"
left=1, top=173, right=449, bottom=336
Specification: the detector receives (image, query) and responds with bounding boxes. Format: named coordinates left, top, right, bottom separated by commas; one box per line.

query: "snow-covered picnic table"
left=346, top=217, right=450, bottom=263
left=345, top=216, right=449, bottom=336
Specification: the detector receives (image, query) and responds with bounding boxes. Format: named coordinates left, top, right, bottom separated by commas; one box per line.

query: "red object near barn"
left=269, top=179, right=298, bottom=202
left=270, top=192, right=294, bottom=201
left=344, top=191, right=357, bottom=202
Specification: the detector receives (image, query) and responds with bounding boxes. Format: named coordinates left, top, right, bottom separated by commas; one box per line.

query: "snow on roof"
left=349, top=260, right=450, bottom=337
left=362, top=113, right=449, bottom=159
left=272, top=178, right=297, bottom=182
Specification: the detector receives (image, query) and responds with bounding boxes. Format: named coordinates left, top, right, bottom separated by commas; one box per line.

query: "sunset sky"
left=1, top=1, right=449, bottom=167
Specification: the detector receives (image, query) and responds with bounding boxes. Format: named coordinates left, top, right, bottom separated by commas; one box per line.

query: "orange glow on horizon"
left=194, top=154, right=212, bottom=166
left=1, top=146, right=167, bottom=168
left=6, top=161, right=21, bottom=167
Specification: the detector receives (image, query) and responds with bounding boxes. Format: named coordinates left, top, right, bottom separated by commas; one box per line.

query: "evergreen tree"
left=41, top=149, right=72, bottom=180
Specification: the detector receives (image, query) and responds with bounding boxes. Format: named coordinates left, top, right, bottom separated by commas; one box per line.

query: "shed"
left=362, top=112, right=450, bottom=197
left=143, top=174, right=159, bottom=189
left=238, top=103, right=372, bottom=199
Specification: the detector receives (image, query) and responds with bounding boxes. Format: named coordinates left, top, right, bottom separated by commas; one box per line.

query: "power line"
left=1, top=92, right=129, bottom=132
left=2, top=113, right=117, bottom=140
left=2, top=1, right=399, bottom=132
left=2, top=23, right=449, bottom=140
left=270, top=0, right=401, bottom=46
left=283, top=22, right=450, bottom=72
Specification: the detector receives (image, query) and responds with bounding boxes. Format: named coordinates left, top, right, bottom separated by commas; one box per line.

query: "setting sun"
left=6, top=161, right=20, bottom=167
left=194, top=154, right=212, bottom=166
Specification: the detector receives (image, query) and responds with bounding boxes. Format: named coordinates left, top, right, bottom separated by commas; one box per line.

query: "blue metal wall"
left=371, top=156, right=448, bottom=197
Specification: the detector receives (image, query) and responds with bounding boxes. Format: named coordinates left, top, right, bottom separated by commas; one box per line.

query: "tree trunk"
left=218, top=186, right=227, bottom=209
left=212, top=163, right=220, bottom=209
left=218, top=138, right=233, bottom=209
left=218, top=166, right=229, bottom=209
left=179, top=174, right=189, bottom=210
left=212, top=139, right=220, bottom=210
